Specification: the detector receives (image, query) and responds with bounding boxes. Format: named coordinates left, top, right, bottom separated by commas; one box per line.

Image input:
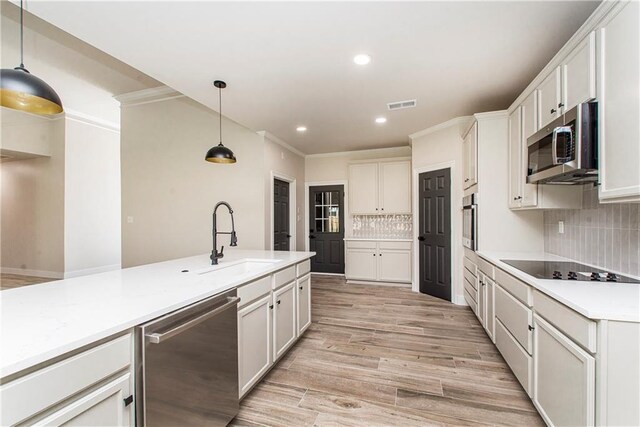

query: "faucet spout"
left=211, top=201, right=237, bottom=265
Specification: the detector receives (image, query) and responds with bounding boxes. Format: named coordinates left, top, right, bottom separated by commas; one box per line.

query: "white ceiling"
left=20, top=1, right=599, bottom=154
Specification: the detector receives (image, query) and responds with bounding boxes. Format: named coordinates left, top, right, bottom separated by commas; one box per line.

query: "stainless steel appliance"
left=462, top=193, right=477, bottom=251
left=136, top=289, right=240, bottom=426
left=527, top=102, right=598, bottom=184
left=501, top=259, right=640, bottom=283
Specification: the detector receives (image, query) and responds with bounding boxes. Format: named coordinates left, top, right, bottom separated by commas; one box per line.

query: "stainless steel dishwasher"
left=136, top=289, right=240, bottom=426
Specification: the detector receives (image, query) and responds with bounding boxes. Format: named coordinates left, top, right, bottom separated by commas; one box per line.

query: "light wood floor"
left=0, top=274, right=53, bottom=291
left=231, top=275, right=543, bottom=427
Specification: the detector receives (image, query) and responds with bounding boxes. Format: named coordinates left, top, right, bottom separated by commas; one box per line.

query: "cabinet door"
left=508, top=108, right=523, bottom=209
left=597, top=1, right=640, bottom=202
left=533, top=314, right=595, bottom=427
left=484, top=278, right=495, bottom=342
left=520, top=92, right=539, bottom=207
left=563, top=31, right=596, bottom=112
left=345, top=249, right=377, bottom=281
left=296, top=274, right=311, bottom=335
left=463, top=123, right=478, bottom=189
left=379, top=161, right=411, bottom=214
left=273, top=282, right=296, bottom=360
left=476, top=272, right=485, bottom=324
left=537, top=67, right=562, bottom=128
left=238, top=294, right=272, bottom=397
left=34, top=374, right=132, bottom=426
left=349, top=163, right=379, bottom=214
left=378, top=250, right=412, bottom=283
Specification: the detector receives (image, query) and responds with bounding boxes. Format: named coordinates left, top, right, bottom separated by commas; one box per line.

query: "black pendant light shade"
left=205, top=80, right=236, bottom=164
left=0, top=1, right=63, bottom=115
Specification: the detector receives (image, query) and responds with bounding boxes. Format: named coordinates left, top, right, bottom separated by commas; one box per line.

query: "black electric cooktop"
left=501, top=260, right=640, bottom=283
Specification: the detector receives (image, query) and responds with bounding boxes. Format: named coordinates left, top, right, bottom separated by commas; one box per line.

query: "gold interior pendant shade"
left=0, top=1, right=63, bottom=115
left=205, top=80, right=236, bottom=164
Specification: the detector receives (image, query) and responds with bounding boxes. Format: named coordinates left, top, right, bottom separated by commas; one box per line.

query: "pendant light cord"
left=19, top=0, right=24, bottom=68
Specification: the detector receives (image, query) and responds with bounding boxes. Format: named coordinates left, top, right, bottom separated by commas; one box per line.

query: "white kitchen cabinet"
left=563, top=31, right=596, bottom=112
left=537, top=67, right=562, bottom=128
left=348, top=160, right=411, bottom=214
left=272, top=281, right=297, bottom=360
left=462, top=122, right=478, bottom=190
left=476, top=271, right=486, bottom=325
left=345, top=240, right=412, bottom=284
left=533, top=314, right=595, bottom=427
left=597, top=1, right=640, bottom=202
left=34, top=374, right=132, bottom=427
left=483, top=276, right=495, bottom=342
left=349, top=163, right=379, bottom=214
left=296, top=274, right=311, bottom=335
left=238, top=293, right=272, bottom=397
left=508, top=107, right=524, bottom=209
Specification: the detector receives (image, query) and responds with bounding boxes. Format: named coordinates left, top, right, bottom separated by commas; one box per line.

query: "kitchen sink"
left=193, top=259, right=282, bottom=278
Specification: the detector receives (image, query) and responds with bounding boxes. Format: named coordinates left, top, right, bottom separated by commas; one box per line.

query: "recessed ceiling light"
left=296, top=126, right=307, bottom=132
left=353, top=54, right=371, bottom=65
left=375, top=117, right=387, bottom=124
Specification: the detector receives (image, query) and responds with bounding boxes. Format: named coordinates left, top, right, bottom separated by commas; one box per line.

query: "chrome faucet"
left=211, top=201, right=237, bottom=265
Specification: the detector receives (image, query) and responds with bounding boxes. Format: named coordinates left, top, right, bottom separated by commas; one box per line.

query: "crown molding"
left=258, top=131, right=306, bottom=157
left=474, top=110, right=508, bottom=120
left=305, top=145, right=411, bottom=159
left=114, top=86, right=184, bottom=107
left=409, top=116, right=473, bottom=140
left=64, top=109, right=120, bottom=132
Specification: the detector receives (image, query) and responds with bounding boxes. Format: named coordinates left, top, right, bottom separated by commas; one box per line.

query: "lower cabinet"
left=482, top=277, right=495, bottom=341
left=345, top=248, right=378, bottom=281
left=345, top=240, right=412, bottom=283
left=533, top=314, right=595, bottom=427
left=297, top=274, right=311, bottom=335
left=495, top=318, right=533, bottom=397
left=378, top=249, right=412, bottom=283
left=273, top=282, right=297, bottom=360
left=237, top=294, right=272, bottom=397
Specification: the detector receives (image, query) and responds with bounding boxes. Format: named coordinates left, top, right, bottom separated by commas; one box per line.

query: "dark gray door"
left=309, top=185, right=344, bottom=274
left=273, top=178, right=290, bottom=251
left=418, top=169, right=451, bottom=301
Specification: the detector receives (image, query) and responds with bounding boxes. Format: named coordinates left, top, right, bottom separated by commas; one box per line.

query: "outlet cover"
left=558, top=221, right=564, bottom=234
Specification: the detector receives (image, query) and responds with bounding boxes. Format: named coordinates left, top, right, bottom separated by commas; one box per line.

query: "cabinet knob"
left=550, top=108, right=556, bottom=114
left=375, top=208, right=379, bottom=211
left=299, top=286, right=303, bottom=290
left=379, top=253, right=382, bottom=256
left=381, top=208, right=384, bottom=211
left=269, top=304, right=274, bottom=309
left=558, top=102, right=564, bottom=108
left=373, top=253, right=376, bottom=256
left=277, top=300, right=281, bottom=305
left=528, top=325, right=535, bottom=331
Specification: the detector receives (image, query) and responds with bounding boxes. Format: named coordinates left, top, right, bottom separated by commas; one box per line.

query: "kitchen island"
left=0, top=249, right=314, bottom=425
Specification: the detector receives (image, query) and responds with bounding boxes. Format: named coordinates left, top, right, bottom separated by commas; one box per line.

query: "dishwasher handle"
left=146, top=296, right=240, bottom=344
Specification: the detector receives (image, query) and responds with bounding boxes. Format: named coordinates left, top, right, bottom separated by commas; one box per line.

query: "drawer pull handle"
left=124, top=395, right=134, bottom=407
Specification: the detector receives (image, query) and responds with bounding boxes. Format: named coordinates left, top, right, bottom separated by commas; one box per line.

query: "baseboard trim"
left=453, top=294, right=468, bottom=306
left=311, top=272, right=345, bottom=277
left=64, top=264, right=121, bottom=279
left=346, top=279, right=411, bottom=288
left=1, top=267, right=63, bottom=279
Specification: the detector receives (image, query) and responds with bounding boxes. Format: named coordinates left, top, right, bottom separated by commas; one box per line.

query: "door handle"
left=309, top=235, right=316, bottom=239
left=286, top=234, right=291, bottom=238
left=418, top=236, right=425, bottom=241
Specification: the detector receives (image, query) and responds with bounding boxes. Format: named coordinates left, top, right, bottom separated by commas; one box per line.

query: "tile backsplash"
left=351, top=215, right=413, bottom=239
left=544, top=185, right=640, bottom=276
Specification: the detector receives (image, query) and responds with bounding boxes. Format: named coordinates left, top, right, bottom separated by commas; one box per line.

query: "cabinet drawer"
left=463, top=256, right=477, bottom=277
left=477, top=257, right=495, bottom=279
left=237, top=275, right=272, bottom=308
left=464, top=289, right=477, bottom=315
left=378, top=241, right=412, bottom=251
left=495, top=267, right=532, bottom=306
left=463, top=268, right=477, bottom=291
left=464, top=277, right=477, bottom=302
left=273, top=266, right=296, bottom=289
left=296, top=260, right=311, bottom=277
left=346, top=240, right=377, bottom=250
left=0, top=334, right=132, bottom=426
left=495, top=284, right=533, bottom=353
left=495, top=319, right=532, bottom=396
left=533, top=291, right=596, bottom=353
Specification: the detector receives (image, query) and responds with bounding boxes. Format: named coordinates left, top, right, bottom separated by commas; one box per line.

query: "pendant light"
left=205, top=80, right=236, bottom=164
left=0, top=0, right=63, bottom=115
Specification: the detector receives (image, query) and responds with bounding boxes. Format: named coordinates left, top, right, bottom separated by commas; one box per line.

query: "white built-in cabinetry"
left=348, top=160, right=411, bottom=214
left=345, top=240, right=412, bottom=284
left=462, top=122, right=478, bottom=190
left=237, top=260, right=311, bottom=398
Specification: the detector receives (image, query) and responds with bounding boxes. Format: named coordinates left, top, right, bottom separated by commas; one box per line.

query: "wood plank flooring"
left=0, top=274, right=53, bottom=291
left=231, top=275, right=543, bottom=427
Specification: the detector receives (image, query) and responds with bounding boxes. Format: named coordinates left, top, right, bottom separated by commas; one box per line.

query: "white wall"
left=120, top=95, right=266, bottom=268
left=64, top=118, right=121, bottom=277
left=262, top=134, right=305, bottom=251
left=411, top=120, right=468, bottom=304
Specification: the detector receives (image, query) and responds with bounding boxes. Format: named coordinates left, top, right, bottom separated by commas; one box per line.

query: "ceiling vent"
left=387, top=99, right=417, bottom=111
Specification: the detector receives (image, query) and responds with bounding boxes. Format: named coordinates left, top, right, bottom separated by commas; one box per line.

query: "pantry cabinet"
left=345, top=240, right=411, bottom=284
left=462, top=122, right=478, bottom=190
left=348, top=160, right=411, bottom=214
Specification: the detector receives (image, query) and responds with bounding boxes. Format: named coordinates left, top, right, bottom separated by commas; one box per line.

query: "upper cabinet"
left=537, top=67, right=562, bottom=128
left=563, top=32, right=596, bottom=112
left=349, top=160, right=411, bottom=214
left=463, top=122, right=478, bottom=190
left=597, top=1, right=640, bottom=202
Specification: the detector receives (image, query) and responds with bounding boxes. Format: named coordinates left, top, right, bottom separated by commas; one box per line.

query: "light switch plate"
left=558, top=221, right=564, bottom=234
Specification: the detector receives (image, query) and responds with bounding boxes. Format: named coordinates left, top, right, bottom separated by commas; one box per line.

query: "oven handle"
left=145, top=296, right=240, bottom=344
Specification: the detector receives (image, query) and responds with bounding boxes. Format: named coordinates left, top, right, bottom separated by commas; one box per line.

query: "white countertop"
left=477, top=251, right=640, bottom=322
left=344, top=237, right=413, bottom=242
left=0, top=249, right=314, bottom=379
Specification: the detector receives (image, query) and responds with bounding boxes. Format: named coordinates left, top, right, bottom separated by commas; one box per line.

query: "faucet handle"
left=219, top=246, right=224, bottom=258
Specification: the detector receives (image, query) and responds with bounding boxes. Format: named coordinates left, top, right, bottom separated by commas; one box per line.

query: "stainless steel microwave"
left=527, top=102, right=598, bottom=184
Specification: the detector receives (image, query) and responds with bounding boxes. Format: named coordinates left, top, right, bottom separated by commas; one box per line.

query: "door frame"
left=270, top=171, right=297, bottom=251
left=412, top=161, right=461, bottom=304
left=304, top=180, right=348, bottom=269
